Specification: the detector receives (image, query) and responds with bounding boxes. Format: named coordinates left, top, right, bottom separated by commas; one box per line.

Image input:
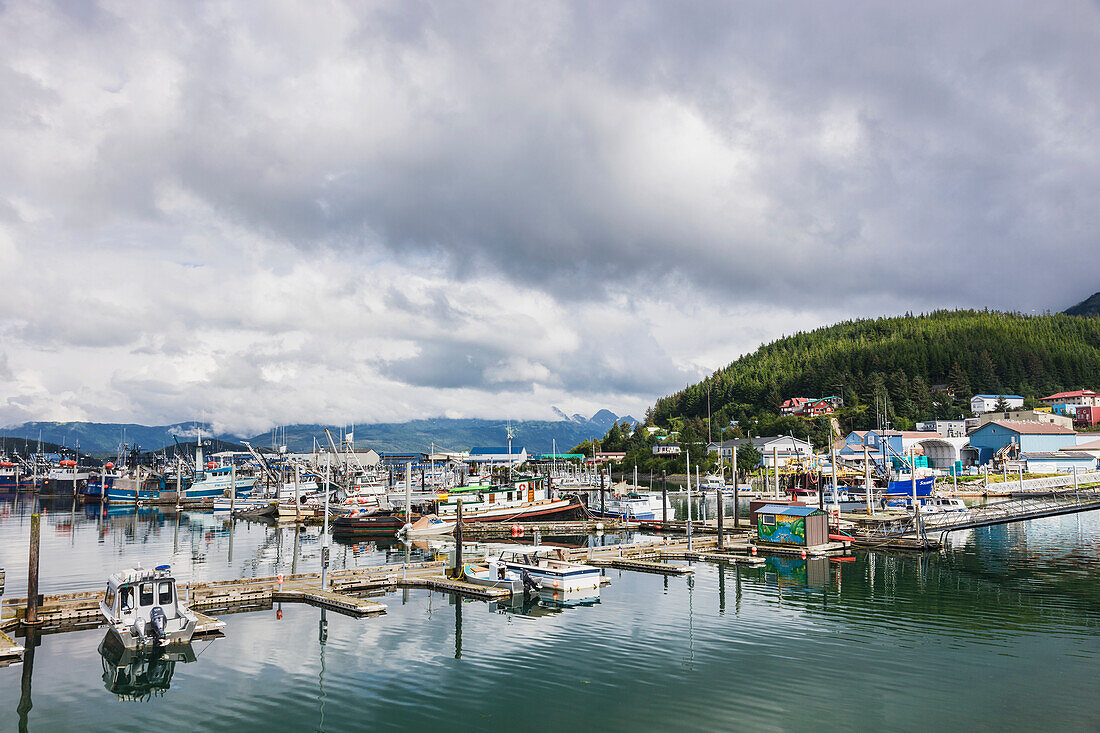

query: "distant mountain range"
left=1064, top=291, right=1100, bottom=316
left=0, top=410, right=639, bottom=457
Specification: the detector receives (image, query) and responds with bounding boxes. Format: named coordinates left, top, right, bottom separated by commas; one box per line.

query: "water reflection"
left=98, top=633, right=197, bottom=701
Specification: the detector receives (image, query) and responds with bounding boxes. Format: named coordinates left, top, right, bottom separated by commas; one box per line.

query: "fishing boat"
left=100, top=565, right=197, bottom=650
left=332, top=509, right=414, bottom=536
left=883, top=474, right=935, bottom=497
left=587, top=490, right=670, bottom=521
left=106, top=470, right=164, bottom=504
left=497, top=546, right=602, bottom=593
left=41, top=459, right=90, bottom=496
left=0, top=459, right=19, bottom=492
left=85, top=462, right=124, bottom=501
left=184, top=464, right=258, bottom=500
left=462, top=561, right=537, bottom=595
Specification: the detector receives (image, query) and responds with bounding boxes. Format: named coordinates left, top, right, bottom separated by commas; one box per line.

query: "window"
left=158, top=581, right=173, bottom=605
left=104, top=585, right=115, bottom=609
left=120, top=586, right=135, bottom=612
left=762, top=514, right=776, bottom=526
left=139, top=582, right=154, bottom=607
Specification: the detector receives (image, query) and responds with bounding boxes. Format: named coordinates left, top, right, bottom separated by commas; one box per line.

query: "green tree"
left=733, top=443, right=762, bottom=477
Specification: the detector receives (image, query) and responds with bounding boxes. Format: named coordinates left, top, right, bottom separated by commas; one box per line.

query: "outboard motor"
left=520, top=570, right=539, bottom=594
left=149, top=606, right=168, bottom=642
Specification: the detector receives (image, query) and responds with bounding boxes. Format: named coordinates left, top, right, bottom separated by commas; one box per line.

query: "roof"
left=1071, top=439, right=1100, bottom=451
left=979, top=420, right=1075, bottom=435
left=878, top=430, right=943, bottom=439
left=1022, top=452, right=1094, bottom=460
left=974, top=394, right=1023, bottom=400
left=469, top=446, right=525, bottom=455
left=1041, top=390, right=1098, bottom=400
left=756, top=504, right=823, bottom=517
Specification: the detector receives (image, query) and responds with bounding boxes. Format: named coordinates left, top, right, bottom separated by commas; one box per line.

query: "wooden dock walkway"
left=0, top=627, right=24, bottom=663
left=587, top=557, right=694, bottom=575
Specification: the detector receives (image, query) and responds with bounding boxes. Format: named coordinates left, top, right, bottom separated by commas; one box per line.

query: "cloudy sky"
left=1, top=1, right=1097, bottom=434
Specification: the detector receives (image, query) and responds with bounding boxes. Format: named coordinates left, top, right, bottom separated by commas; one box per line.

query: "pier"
left=848, top=488, right=1100, bottom=546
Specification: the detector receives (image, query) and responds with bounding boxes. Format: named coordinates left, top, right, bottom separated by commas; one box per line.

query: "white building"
left=468, top=446, right=527, bottom=466
left=652, top=443, right=682, bottom=456
left=970, top=394, right=1024, bottom=414
left=915, top=420, right=967, bottom=437
left=708, top=436, right=813, bottom=467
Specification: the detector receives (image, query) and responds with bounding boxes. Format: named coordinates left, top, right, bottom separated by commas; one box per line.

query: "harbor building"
left=468, top=446, right=528, bottom=467
left=978, top=410, right=1073, bottom=429
left=966, top=420, right=1077, bottom=465
left=1021, top=452, right=1097, bottom=473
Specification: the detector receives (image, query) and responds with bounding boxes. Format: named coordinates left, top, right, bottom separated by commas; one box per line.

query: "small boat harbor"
left=2, top=434, right=1099, bottom=669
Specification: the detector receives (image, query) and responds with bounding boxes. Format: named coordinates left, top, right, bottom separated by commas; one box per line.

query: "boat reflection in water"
left=98, top=633, right=197, bottom=701
left=494, top=587, right=601, bottom=616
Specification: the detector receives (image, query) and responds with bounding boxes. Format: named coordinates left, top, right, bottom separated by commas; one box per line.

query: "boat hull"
left=439, top=497, right=585, bottom=523
left=332, top=514, right=410, bottom=536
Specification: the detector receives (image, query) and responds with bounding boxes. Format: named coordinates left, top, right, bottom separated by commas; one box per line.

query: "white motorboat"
left=885, top=495, right=969, bottom=514
left=399, top=514, right=455, bottom=536
left=587, top=490, right=670, bottom=521
left=497, top=546, right=602, bottom=593
left=100, top=565, right=197, bottom=650
left=462, top=561, right=536, bottom=595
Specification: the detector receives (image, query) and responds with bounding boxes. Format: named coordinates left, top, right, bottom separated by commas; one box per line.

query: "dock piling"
left=717, top=488, right=724, bottom=549
left=26, top=512, right=41, bottom=626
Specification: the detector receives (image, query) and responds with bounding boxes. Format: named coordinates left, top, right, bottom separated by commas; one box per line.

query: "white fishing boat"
left=100, top=565, right=197, bottom=650
left=587, top=490, right=670, bottom=521
left=497, top=546, right=602, bottom=593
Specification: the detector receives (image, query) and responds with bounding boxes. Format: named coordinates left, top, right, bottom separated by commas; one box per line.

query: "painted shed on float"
left=755, top=504, right=828, bottom=547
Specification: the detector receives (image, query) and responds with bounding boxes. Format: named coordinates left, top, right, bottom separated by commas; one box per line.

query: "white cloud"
left=0, top=1, right=1096, bottom=432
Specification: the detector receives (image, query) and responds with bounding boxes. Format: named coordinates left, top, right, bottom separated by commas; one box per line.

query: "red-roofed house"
left=1040, top=390, right=1099, bottom=407
left=780, top=397, right=810, bottom=416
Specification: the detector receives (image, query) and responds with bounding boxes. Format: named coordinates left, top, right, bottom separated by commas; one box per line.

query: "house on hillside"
left=652, top=443, right=682, bottom=456
left=780, top=397, right=810, bottom=416
left=1074, top=406, right=1100, bottom=427
left=1039, top=390, right=1099, bottom=409
left=966, top=420, right=1076, bottom=465
left=970, top=395, right=1025, bottom=414
left=780, top=396, right=843, bottom=417
left=708, top=436, right=813, bottom=467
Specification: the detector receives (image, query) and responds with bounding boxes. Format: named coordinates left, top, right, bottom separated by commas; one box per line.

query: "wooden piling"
left=717, top=487, right=724, bottom=549
left=26, top=513, right=41, bottom=626
left=453, top=499, right=464, bottom=579
left=661, top=471, right=668, bottom=524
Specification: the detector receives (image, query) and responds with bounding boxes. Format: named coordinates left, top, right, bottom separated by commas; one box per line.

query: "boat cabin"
left=101, top=565, right=194, bottom=648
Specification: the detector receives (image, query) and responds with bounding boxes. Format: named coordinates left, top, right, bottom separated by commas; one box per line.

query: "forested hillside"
left=640, top=310, right=1100, bottom=453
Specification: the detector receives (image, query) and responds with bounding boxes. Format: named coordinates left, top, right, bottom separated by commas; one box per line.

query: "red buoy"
left=104, top=462, right=114, bottom=470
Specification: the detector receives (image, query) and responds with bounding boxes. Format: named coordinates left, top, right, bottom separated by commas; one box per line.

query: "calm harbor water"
left=2, top=494, right=1099, bottom=731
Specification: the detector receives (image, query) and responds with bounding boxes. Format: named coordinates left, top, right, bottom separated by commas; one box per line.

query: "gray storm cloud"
left=0, top=1, right=1096, bottom=431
